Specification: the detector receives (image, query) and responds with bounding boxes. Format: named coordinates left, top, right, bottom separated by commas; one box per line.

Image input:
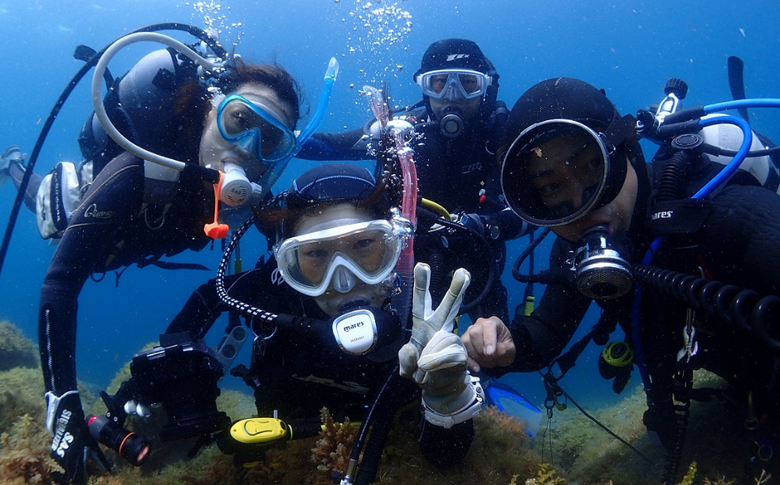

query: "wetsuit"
left=39, top=152, right=214, bottom=396
left=299, top=106, right=526, bottom=322
left=166, top=256, right=475, bottom=467
left=39, top=47, right=211, bottom=399
left=488, top=160, right=780, bottom=447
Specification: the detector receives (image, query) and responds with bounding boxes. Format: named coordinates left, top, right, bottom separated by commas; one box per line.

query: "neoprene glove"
left=46, top=390, right=111, bottom=484
left=398, top=263, right=482, bottom=424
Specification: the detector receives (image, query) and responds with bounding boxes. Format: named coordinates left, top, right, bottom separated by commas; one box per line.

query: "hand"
left=453, top=212, right=487, bottom=237
left=462, top=316, right=516, bottom=372
left=46, top=391, right=111, bottom=484
left=399, top=263, right=470, bottom=366
left=399, top=263, right=481, bottom=421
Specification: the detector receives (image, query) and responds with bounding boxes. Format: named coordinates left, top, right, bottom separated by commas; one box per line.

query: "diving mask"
left=501, top=117, right=635, bottom=227
left=274, top=218, right=408, bottom=297
left=216, top=94, right=296, bottom=163
left=416, top=69, right=492, bottom=101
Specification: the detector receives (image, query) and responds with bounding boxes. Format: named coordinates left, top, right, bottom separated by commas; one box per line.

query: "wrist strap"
left=422, top=375, right=484, bottom=429
left=45, top=390, right=79, bottom=436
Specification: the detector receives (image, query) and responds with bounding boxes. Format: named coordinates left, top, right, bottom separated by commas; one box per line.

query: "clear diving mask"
left=274, top=218, right=408, bottom=297
left=416, top=69, right=492, bottom=101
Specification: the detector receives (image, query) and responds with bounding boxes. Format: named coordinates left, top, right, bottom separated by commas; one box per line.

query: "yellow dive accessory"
left=230, top=417, right=291, bottom=444
left=601, top=341, right=634, bottom=367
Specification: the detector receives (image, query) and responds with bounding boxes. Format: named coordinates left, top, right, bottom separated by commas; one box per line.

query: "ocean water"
left=1, top=0, right=779, bottom=430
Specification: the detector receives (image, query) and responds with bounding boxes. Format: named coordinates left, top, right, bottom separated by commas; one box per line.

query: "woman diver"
left=161, top=162, right=482, bottom=475
left=39, top=34, right=307, bottom=484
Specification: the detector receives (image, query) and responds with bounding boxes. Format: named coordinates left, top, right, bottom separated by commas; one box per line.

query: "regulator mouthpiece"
left=439, top=113, right=465, bottom=138
left=570, top=225, right=633, bottom=300
left=221, top=163, right=259, bottom=206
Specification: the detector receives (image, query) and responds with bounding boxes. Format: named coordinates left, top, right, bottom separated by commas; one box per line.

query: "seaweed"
left=0, top=321, right=38, bottom=371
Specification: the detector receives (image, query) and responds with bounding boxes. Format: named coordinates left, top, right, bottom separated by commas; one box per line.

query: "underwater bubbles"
left=185, top=1, right=245, bottom=47
left=341, top=0, right=413, bottom=81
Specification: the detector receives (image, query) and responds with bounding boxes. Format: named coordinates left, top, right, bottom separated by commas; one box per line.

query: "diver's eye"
left=430, top=75, right=448, bottom=94
left=586, top=156, right=604, bottom=171
left=304, top=249, right=330, bottom=261
left=539, top=182, right=561, bottom=198
left=353, top=238, right=376, bottom=250
left=224, top=106, right=256, bottom=134
left=458, top=74, right=479, bottom=93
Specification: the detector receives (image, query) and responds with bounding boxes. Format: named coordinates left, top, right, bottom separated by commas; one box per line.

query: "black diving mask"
left=500, top=115, right=636, bottom=227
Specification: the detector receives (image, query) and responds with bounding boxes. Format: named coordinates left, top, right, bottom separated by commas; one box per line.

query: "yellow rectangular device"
left=230, top=417, right=290, bottom=444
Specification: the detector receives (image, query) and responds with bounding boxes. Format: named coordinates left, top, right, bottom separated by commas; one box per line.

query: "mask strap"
left=603, top=114, right=637, bottom=152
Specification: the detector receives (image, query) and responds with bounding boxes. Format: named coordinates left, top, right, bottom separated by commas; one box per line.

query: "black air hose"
left=656, top=151, right=690, bottom=202
left=634, top=264, right=780, bottom=354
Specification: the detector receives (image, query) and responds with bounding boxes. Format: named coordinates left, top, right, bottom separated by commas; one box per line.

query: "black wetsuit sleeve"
left=296, top=129, right=373, bottom=161
left=39, top=154, right=144, bottom=395
left=489, top=237, right=592, bottom=376
left=165, top=268, right=271, bottom=339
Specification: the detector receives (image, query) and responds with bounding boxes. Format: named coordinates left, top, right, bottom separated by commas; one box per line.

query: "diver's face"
left=427, top=75, right=482, bottom=122
left=550, top=156, right=638, bottom=243
left=527, top=132, right=606, bottom=215
left=294, top=204, right=390, bottom=316
left=200, top=83, right=297, bottom=181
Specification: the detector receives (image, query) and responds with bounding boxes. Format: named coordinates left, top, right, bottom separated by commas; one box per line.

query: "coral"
left=0, top=321, right=38, bottom=371
left=524, top=463, right=565, bottom=485
left=703, top=476, right=736, bottom=485
left=311, top=407, right=358, bottom=475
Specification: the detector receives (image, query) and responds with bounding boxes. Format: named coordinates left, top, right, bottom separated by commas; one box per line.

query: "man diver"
left=463, top=77, right=780, bottom=480
left=298, top=38, right=527, bottom=323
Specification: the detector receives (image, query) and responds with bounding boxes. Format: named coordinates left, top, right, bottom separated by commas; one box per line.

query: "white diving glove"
left=398, top=263, right=484, bottom=428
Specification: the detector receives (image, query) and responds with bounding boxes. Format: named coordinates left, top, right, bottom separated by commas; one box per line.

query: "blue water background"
left=1, top=0, right=779, bottom=413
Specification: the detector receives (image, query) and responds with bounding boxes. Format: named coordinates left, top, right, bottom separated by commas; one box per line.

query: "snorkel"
left=256, top=57, right=340, bottom=204
left=362, top=86, right=417, bottom=326
left=91, top=31, right=339, bottom=238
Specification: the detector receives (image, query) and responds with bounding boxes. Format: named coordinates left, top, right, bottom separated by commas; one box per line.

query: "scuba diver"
left=106, top=163, right=482, bottom=480
left=462, top=77, right=780, bottom=481
left=30, top=28, right=317, bottom=485
left=298, top=38, right=528, bottom=323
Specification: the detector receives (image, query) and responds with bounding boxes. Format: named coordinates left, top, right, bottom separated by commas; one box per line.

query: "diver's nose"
left=332, top=266, right=357, bottom=294
left=442, top=83, right=463, bottom=102
left=234, top=132, right=259, bottom=159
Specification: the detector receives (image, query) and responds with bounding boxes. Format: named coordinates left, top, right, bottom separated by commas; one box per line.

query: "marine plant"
left=0, top=413, right=57, bottom=484
left=0, top=320, right=38, bottom=371
left=522, top=463, right=565, bottom=484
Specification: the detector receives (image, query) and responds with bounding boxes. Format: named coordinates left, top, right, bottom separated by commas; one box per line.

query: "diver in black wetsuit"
left=462, top=77, right=780, bottom=480
left=37, top=46, right=303, bottom=484
left=298, top=38, right=528, bottom=323
left=159, top=163, right=481, bottom=470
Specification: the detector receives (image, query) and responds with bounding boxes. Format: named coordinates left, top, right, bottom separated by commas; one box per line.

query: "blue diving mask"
left=216, top=94, right=297, bottom=163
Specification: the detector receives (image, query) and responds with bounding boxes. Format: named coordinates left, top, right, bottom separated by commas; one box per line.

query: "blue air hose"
left=632, top=110, right=756, bottom=391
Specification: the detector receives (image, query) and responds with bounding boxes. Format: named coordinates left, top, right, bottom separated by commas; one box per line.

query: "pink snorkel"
left=363, top=86, right=417, bottom=321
